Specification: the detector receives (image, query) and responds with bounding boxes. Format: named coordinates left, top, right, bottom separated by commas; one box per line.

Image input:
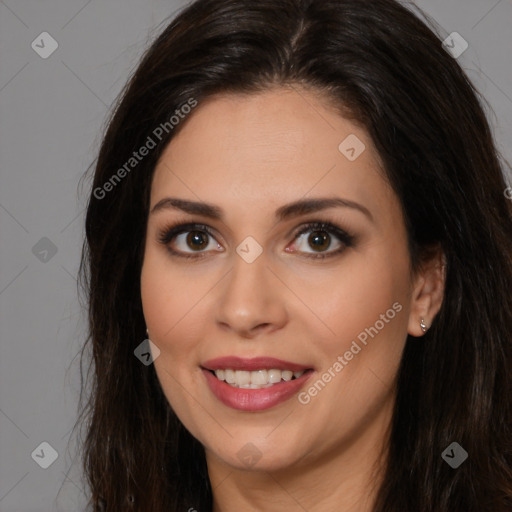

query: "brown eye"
left=307, top=230, right=331, bottom=252
left=288, top=221, right=354, bottom=259
left=186, top=231, right=210, bottom=251
left=157, top=223, right=223, bottom=259
left=158, top=221, right=353, bottom=261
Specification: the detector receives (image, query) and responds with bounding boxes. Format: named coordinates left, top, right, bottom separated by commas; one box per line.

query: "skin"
left=140, top=86, right=445, bottom=512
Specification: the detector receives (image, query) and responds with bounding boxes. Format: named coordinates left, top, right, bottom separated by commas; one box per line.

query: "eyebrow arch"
left=150, top=196, right=373, bottom=222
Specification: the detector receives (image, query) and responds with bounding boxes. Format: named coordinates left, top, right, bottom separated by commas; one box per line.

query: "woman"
left=77, top=0, right=512, bottom=510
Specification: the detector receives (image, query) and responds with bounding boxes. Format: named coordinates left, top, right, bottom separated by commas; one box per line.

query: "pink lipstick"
left=201, top=357, right=314, bottom=411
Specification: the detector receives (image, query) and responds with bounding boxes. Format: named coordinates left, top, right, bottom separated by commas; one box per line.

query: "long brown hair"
left=76, top=0, right=512, bottom=510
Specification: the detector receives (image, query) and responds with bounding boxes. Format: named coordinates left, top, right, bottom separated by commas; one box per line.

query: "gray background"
left=0, top=1, right=511, bottom=510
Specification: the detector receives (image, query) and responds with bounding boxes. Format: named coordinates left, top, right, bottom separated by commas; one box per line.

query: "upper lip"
left=201, top=356, right=313, bottom=373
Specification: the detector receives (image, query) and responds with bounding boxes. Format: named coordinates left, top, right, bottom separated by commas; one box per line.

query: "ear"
left=407, top=246, right=446, bottom=337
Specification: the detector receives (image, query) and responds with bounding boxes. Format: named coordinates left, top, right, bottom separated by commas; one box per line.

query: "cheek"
left=140, top=248, right=207, bottom=350
left=299, top=243, right=410, bottom=355
left=294, top=243, right=411, bottom=433
left=140, top=257, right=174, bottom=339
left=140, top=252, right=206, bottom=424
left=295, top=265, right=408, bottom=450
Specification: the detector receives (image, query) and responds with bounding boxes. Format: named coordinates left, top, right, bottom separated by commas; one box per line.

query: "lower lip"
left=202, top=369, right=314, bottom=411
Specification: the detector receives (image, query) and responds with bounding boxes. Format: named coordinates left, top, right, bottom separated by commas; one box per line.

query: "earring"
left=420, top=318, right=428, bottom=333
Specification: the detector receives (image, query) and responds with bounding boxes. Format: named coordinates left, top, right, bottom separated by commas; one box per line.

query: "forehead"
left=150, top=87, right=393, bottom=221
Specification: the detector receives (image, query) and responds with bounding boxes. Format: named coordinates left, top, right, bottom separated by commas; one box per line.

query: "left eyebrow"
left=150, top=196, right=373, bottom=223
left=275, top=197, right=373, bottom=222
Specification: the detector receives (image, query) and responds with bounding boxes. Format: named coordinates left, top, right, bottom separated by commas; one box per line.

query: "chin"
left=206, top=433, right=311, bottom=473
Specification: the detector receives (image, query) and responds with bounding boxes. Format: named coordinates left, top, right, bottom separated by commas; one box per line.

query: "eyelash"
left=156, top=220, right=355, bottom=260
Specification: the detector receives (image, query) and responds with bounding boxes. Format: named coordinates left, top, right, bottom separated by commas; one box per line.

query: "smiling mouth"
left=207, top=368, right=313, bottom=389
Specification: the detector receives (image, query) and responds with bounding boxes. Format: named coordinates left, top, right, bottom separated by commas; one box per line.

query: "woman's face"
left=141, top=87, right=427, bottom=474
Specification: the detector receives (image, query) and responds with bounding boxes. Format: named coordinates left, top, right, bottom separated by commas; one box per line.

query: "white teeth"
left=235, top=370, right=250, bottom=386
left=211, top=368, right=306, bottom=388
left=225, top=369, right=236, bottom=384
left=251, top=370, right=268, bottom=385
left=268, top=369, right=282, bottom=383
left=281, top=370, right=293, bottom=381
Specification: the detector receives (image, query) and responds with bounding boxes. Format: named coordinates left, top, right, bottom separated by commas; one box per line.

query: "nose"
left=215, top=255, right=288, bottom=339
